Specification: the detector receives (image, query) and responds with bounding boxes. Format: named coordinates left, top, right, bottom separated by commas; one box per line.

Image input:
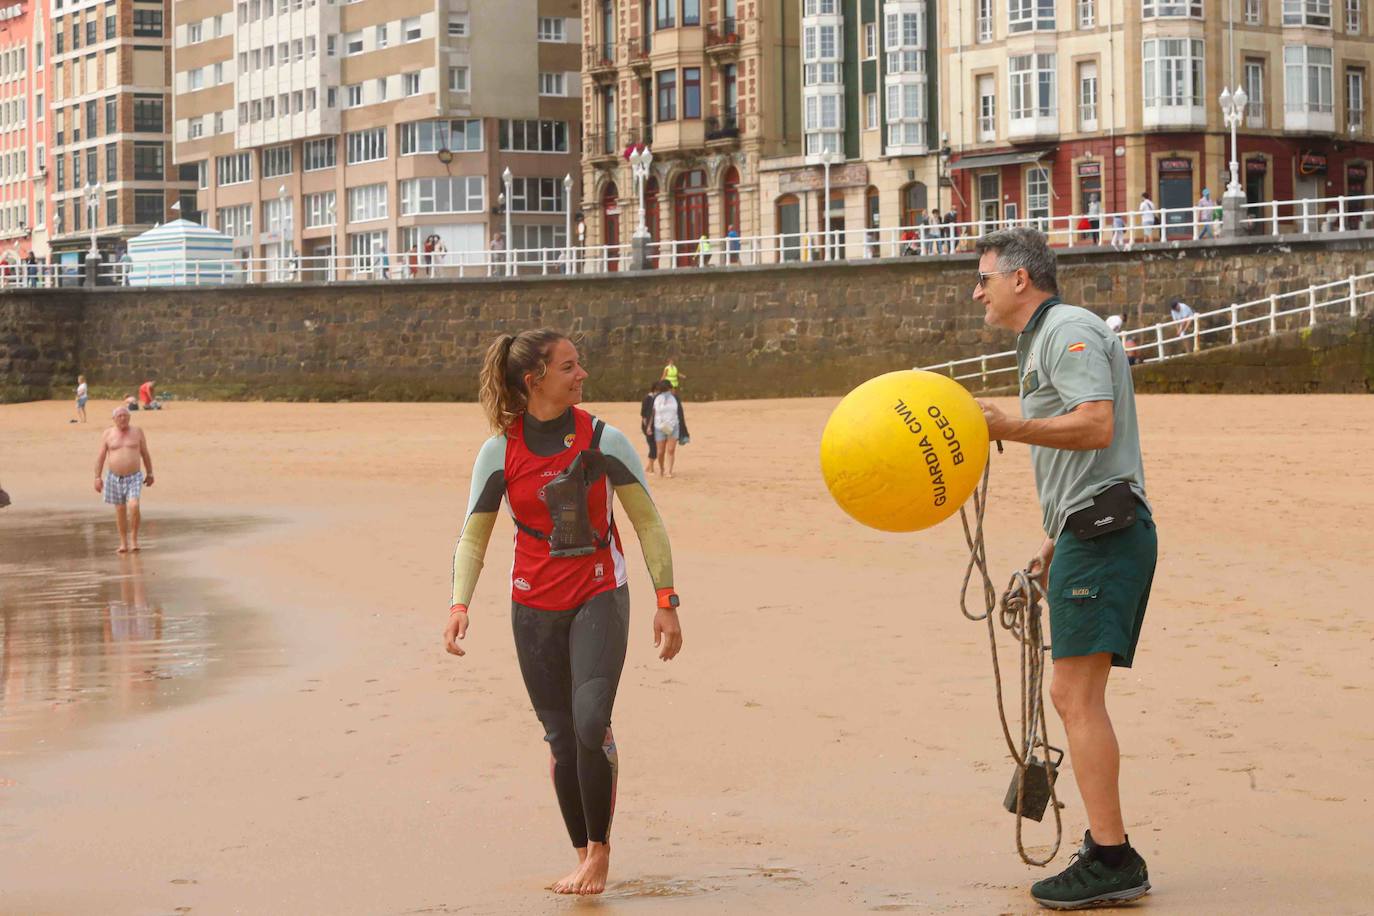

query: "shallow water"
left=0, top=510, right=273, bottom=755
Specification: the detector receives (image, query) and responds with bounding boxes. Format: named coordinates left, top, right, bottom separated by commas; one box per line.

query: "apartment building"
left=0, top=2, right=49, bottom=267
left=755, top=0, right=944, bottom=259
left=944, top=0, right=1374, bottom=238
left=578, top=0, right=796, bottom=266
left=45, top=0, right=195, bottom=261
left=171, top=0, right=581, bottom=272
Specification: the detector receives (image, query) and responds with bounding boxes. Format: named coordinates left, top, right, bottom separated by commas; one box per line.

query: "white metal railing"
left=919, top=271, right=1373, bottom=390
left=10, top=190, right=1374, bottom=290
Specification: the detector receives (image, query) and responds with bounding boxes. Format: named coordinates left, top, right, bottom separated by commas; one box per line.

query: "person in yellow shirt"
left=659, top=359, right=690, bottom=446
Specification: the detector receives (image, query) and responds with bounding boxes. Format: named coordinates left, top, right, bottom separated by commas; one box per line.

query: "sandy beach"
left=0, top=394, right=1371, bottom=914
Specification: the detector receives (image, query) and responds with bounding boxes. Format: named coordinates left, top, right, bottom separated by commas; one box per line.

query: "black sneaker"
left=1030, top=832, right=1151, bottom=910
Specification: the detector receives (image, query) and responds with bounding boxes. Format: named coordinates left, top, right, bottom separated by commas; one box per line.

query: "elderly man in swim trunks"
left=94, top=406, right=155, bottom=553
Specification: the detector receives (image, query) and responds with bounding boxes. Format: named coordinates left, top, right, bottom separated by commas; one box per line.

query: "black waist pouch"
left=1065, top=482, right=1137, bottom=540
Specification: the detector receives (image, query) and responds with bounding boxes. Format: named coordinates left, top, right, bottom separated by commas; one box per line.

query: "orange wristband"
left=655, top=588, right=680, bottom=610
left=449, top=603, right=468, bottom=615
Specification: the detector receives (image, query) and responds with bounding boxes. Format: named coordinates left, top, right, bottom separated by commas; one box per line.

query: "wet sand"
left=0, top=396, right=1370, bottom=914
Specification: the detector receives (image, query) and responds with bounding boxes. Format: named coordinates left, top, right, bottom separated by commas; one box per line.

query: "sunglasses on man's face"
left=975, top=269, right=1014, bottom=287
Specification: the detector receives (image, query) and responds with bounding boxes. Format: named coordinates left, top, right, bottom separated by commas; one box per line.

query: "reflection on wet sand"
left=0, top=510, right=271, bottom=753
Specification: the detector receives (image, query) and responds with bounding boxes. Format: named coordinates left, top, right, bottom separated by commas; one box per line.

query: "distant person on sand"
left=443, top=328, right=682, bottom=897
left=94, top=406, right=155, bottom=553
left=651, top=382, right=681, bottom=477
left=75, top=374, right=89, bottom=423
left=639, top=380, right=660, bottom=472
left=659, top=358, right=690, bottom=443
left=138, top=380, right=161, bottom=410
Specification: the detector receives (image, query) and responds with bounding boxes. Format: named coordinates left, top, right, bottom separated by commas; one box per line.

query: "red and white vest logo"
left=513, top=577, right=532, bottom=591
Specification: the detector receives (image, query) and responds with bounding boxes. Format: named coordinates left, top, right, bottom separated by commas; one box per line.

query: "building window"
left=508, top=177, right=563, bottom=213
left=217, top=203, right=252, bottom=237
left=804, top=23, right=841, bottom=85
left=865, top=91, right=879, bottom=129
left=345, top=83, right=362, bottom=107
left=1283, top=0, right=1332, bottom=26
left=1078, top=61, right=1099, bottom=129
left=1347, top=67, right=1366, bottom=131
left=883, top=9, right=923, bottom=75
left=1284, top=45, right=1333, bottom=112
left=135, top=191, right=164, bottom=224
left=105, top=142, right=117, bottom=181
left=1143, top=38, right=1204, bottom=109
left=400, top=119, right=482, bottom=154
left=345, top=31, right=363, bottom=55
left=107, top=191, right=118, bottom=226
left=977, top=0, right=994, bottom=40
left=400, top=176, right=485, bottom=214
left=86, top=18, right=96, bottom=43
left=347, top=183, right=388, bottom=222
left=1078, top=0, right=1095, bottom=27
left=882, top=83, right=919, bottom=148
left=106, top=97, right=117, bottom=132
left=683, top=67, right=701, bottom=117
left=450, top=15, right=470, bottom=37
left=404, top=72, right=421, bottom=95
left=512, top=224, right=568, bottom=253
left=133, top=141, right=164, bottom=180
left=1010, top=53, right=1056, bottom=120
left=1244, top=59, right=1266, bottom=126
left=133, top=9, right=163, bottom=36
left=1245, top=0, right=1263, bottom=22
left=304, top=137, right=336, bottom=170
left=133, top=95, right=163, bottom=132
left=262, top=145, right=292, bottom=178
left=305, top=191, right=337, bottom=227
left=1027, top=166, right=1051, bottom=228
left=346, top=127, right=387, bottom=163
left=449, top=67, right=469, bottom=91
left=498, top=119, right=569, bottom=152
left=403, top=17, right=421, bottom=41
left=189, top=117, right=204, bottom=138
left=188, top=68, right=205, bottom=91
left=1009, top=0, right=1055, bottom=32
left=348, top=230, right=389, bottom=266
left=216, top=151, right=252, bottom=185
left=656, top=0, right=675, bottom=29
left=537, top=16, right=564, bottom=40
left=1143, top=0, right=1204, bottom=16
left=864, top=22, right=877, bottom=58
left=656, top=70, right=677, bottom=121
left=539, top=72, right=566, bottom=96
left=978, top=73, right=996, bottom=139
left=683, top=0, right=700, bottom=25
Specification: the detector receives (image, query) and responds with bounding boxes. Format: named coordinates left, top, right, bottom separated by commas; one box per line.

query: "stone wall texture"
left=3, top=235, right=1373, bottom=403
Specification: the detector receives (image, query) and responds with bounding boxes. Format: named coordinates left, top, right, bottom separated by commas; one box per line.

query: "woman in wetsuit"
left=443, top=328, right=683, bottom=896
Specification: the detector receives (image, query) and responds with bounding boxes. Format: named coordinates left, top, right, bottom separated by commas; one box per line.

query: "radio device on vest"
left=514, top=419, right=614, bottom=558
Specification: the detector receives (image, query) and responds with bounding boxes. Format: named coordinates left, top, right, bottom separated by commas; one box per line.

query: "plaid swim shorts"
left=103, top=470, right=144, bottom=505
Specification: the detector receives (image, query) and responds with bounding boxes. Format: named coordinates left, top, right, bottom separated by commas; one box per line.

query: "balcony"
left=1284, top=104, right=1335, bottom=135
left=705, top=17, right=740, bottom=58
left=1142, top=101, right=1206, bottom=130
left=586, top=132, right=621, bottom=163
left=628, top=38, right=651, bottom=73
left=586, top=45, right=616, bottom=83
left=705, top=112, right=740, bottom=145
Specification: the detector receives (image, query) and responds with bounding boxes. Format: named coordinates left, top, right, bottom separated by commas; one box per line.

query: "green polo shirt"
left=1016, top=296, right=1150, bottom=538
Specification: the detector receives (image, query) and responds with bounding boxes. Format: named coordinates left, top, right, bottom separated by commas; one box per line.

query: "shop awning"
left=948, top=148, right=1055, bottom=171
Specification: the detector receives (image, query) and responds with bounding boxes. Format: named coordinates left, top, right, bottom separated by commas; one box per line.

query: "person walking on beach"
left=94, top=406, right=156, bottom=553
left=75, top=375, right=89, bottom=423
left=640, top=380, right=661, bottom=472
left=651, top=382, right=681, bottom=477
left=443, top=329, right=682, bottom=897
left=973, top=228, right=1156, bottom=910
left=659, top=359, right=689, bottom=444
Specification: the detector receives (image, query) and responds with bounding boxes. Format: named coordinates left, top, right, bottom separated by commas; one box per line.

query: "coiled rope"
left=958, top=454, right=1063, bottom=867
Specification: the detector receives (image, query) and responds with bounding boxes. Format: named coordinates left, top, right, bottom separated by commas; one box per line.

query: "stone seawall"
left=4, top=235, right=1374, bottom=403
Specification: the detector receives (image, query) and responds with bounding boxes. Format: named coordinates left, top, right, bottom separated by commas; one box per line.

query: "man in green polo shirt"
left=973, top=228, right=1158, bottom=910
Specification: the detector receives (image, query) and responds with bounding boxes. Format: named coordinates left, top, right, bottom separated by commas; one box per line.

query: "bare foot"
left=665, top=472, right=674, bottom=478
left=551, top=848, right=588, bottom=894
left=130, top=544, right=141, bottom=552
left=569, top=843, right=610, bottom=895
left=116, top=545, right=129, bottom=554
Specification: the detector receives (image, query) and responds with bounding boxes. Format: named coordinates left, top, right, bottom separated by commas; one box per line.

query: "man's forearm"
left=999, top=409, right=1110, bottom=451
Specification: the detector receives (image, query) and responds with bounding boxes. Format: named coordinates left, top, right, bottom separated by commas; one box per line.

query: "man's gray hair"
left=975, top=227, right=1058, bottom=295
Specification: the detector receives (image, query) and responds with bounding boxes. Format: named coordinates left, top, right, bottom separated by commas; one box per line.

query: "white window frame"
left=538, top=72, right=566, bottom=96
left=400, top=119, right=483, bottom=155
left=977, top=0, right=994, bottom=41
left=1245, top=0, right=1263, bottom=22
left=1078, top=0, right=1095, bottom=27
left=1244, top=59, right=1266, bottom=127
left=448, top=66, right=469, bottom=92
left=403, top=17, right=422, bottom=42
left=262, top=144, right=292, bottom=178
left=1009, top=0, right=1056, bottom=33
left=346, top=127, right=387, bottom=163
left=347, top=183, right=388, bottom=222
left=865, top=91, right=879, bottom=129
left=864, top=22, right=877, bottom=59
left=1142, top=38, right=1205, bottom=109
left=403, top=72, right=420, bottom=96
left=978, top=74, right=996, bottom=140
left=345, top=83, right=363, bottom=108
left=188, top=21, right=203, bottom=42
left=1078, top=62, right=1099, bottom=130
left=399, top=176, right=485, bottom=215
left=344, top=31, right=363, bottom=55
left=537, top=16, right=563, bottom=41
left=1143, top=0, right=1204, bottom=17
left=1009, top=53, right=1057, bottom=120
left=305, top=138, right=336, bottom=170
left=216, top=151, right=252, bottom=186
left=216, top=203, right=253, bottom=237
left=1348, top=67, right=1366, bottom=131
left=1283, top=0, right=1333, bottom=26
left=1285, top=45, right=1334, bottom=113
left=1027, top=166, right=1051, bottom=228
left=304, top=190, right=336, bottom=227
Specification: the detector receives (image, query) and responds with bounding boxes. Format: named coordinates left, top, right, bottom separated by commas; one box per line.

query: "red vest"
left=504, top=408, right=624, bottom=609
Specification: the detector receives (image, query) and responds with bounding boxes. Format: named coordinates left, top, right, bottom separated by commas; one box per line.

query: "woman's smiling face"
left=528, top=338, right=588, bottom=409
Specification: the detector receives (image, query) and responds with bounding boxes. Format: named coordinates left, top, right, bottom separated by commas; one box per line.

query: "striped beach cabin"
left=127, top=219, right=237, bottom=286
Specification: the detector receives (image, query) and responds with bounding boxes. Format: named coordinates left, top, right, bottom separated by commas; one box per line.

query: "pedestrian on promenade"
left=1138, top=192, right=1157, bottom=243
left=1195, top=189, right=1215, bottom=239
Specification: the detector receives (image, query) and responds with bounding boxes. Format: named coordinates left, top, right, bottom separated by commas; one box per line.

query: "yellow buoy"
left=820, top=369, right=990, bottom=532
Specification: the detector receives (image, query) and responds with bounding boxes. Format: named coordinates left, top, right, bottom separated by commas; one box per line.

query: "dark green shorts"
left=1047, top=507, right=1158, bottom=668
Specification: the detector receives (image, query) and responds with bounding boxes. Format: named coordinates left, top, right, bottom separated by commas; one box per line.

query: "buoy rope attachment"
left=958, top=453, right=1064, bottom=867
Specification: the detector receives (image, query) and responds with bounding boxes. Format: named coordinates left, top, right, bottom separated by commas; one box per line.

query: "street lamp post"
left=502, top=166, right=514, bottom=276
left=819, top=148, right=837, bottom=260
left=563, top=173, right=574, bottom=274
left=1219, top=85, right=1249, bottom=238
left=277, top=183, right=289, bottom=281
left=1219, top=86, right=1248, bottom=199
left=85, top=182, right=102, bottom=286
left=628, top=145, right=653, bottom=270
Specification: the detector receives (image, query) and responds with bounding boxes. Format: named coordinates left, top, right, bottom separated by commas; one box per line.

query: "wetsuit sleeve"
left=450, top=435, right=508, bottom=610
left=599, top=425, right=674, bottom=591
